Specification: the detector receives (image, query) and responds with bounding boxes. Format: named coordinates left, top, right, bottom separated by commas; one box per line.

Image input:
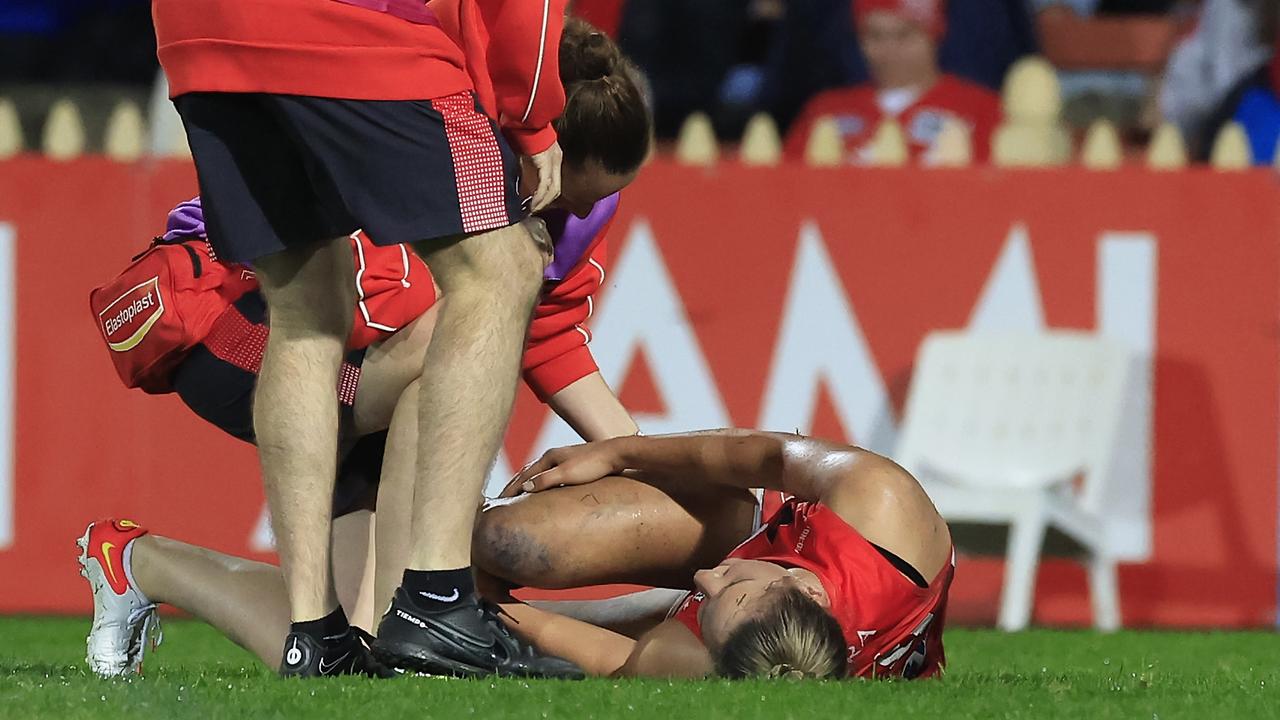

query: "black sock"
left=402, top=567, right=475, bottom=611
left=291, top=606, right=349, bottom=644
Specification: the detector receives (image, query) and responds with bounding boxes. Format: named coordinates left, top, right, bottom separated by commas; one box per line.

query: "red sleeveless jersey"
left=671, top=498, right=953, bottom=679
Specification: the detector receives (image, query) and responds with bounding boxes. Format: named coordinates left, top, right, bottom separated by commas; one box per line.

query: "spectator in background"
left=762, top=0, right=1034, bottom=133
left=784, top=0, right=1002, bottom=163
left=1227, top=62, right=1280, bottom=165
left=1159, top=0, right=1277, bottom=162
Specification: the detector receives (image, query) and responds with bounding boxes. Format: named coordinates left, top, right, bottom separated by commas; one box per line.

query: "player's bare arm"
left=510, top=431, right=952, bottom=583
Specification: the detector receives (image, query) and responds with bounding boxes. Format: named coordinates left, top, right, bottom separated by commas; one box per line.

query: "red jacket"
left=523, top=244, right=607, bottom=399
left=430, top=0, right=568, bottom=154
left=785, top=75, right=1001, bottom=164
left=154, top=0, right=565, bottom=155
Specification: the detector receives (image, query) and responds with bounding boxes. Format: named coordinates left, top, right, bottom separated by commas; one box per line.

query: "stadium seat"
left=895, top=331, right=1130, bottom=632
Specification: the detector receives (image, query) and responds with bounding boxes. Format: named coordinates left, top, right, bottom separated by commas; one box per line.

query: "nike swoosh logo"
left=419, top=588, right=460, bottom=603
left=100, top=541, right=119, bottom=587
left=318, top=652, right=351, bottom=675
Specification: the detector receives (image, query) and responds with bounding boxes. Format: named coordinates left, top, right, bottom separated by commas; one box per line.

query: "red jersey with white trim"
left=670, top=498, right=954, bottom=680
left=784, top=75, right=1001, bottom=164
left=153, top=0, right=565, bottom=155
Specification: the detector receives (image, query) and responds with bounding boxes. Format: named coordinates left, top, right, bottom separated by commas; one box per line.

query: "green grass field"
left=1, top=618, right=1277, bottom=719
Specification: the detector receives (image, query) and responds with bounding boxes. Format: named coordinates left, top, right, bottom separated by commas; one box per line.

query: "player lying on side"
left=474, top=431, right=955, bottom=679
left=83, top=429, right=953, bottom=680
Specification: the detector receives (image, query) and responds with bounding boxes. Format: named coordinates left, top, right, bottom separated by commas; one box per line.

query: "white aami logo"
left=255, top=221, right=1158, bottom=564
left=0, top=223, right=12, bottom=551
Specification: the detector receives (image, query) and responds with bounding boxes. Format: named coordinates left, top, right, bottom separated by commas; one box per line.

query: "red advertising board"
left=0, top=158, right=1277, bottom=627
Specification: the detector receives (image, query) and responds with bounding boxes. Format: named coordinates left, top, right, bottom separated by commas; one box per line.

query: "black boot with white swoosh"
left=372, top=587, right=585, bottom=679
left=279, top=627, right=390, bottom=678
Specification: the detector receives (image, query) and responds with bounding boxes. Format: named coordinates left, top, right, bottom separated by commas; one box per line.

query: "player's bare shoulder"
left=824, top=445, right=952, bottom=579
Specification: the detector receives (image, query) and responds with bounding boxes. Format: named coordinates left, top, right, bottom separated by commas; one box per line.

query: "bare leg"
left=131, top=535, right=289, bottom=667
left=330, top=511, right=377, bottom=632
left=526, top=589, right=689, bottom=638
left=473, top=476, right=759, bottom=590
left=407, top=220, right=549, bottom=571
left=128, top=512, right=375, bottom=669
left=352, top=306, right=438, bottom=437
left=372, top=380, right=420, bottom=613
left=252, top=236, right=355, bottom=623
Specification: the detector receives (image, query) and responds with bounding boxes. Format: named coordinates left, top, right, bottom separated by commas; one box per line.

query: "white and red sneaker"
left=76, top=519, right=162, bottom=677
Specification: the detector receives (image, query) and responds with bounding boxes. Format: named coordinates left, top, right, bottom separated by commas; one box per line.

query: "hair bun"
left=561, top=17, right=621, bottom=83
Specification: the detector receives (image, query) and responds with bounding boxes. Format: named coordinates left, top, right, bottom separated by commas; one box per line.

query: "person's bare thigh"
left=351, top=305, right=439, bottom=436
left=473, top=476, right=758, bottom=590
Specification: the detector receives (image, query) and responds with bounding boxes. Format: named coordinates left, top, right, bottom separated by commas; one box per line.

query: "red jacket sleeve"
left=521, top=242, right=606, bottom=400
left=474, top=0, right=568, bottom=155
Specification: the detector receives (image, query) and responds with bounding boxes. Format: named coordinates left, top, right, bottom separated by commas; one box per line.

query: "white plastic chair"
left=895, top=331, right=1130, bottom=631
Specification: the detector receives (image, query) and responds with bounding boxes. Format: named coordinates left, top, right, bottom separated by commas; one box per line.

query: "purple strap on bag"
left=162, top=197, right=206, bottom=242
left=330, top=0, right=441, bottom=26
left=541, top=193, right=620, bottom=282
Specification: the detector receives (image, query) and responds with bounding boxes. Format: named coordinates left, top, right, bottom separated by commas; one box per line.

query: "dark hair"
left=714, top=586, right=848, bottom=680
left=554, top=17, right=653, bottom=174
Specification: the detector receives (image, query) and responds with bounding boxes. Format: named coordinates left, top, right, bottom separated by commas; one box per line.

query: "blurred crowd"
left=0, top=1, right=155, bottom=85
left=3, top=0, right=1279, bottom=164
left=588, top=0, right=1280, bottom=164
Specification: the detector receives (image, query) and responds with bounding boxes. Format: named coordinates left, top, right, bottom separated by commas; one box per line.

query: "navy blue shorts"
left=171, top=292, right=382, bottom=518
left=175, top=91, right=525, bottom=263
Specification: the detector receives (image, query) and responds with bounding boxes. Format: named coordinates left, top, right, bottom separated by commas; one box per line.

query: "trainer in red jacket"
left=153, top=0, right=567, bottom=156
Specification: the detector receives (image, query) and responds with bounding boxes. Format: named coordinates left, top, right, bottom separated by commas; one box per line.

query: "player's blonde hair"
left=713, top=586, right=847, bottom=680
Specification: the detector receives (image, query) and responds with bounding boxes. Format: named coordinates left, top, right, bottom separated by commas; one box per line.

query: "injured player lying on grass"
left=79, top=430, right=954, bottom=680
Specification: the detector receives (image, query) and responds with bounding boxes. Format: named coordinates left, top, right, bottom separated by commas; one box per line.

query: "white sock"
left=121, top=539, right=152, bottom=606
